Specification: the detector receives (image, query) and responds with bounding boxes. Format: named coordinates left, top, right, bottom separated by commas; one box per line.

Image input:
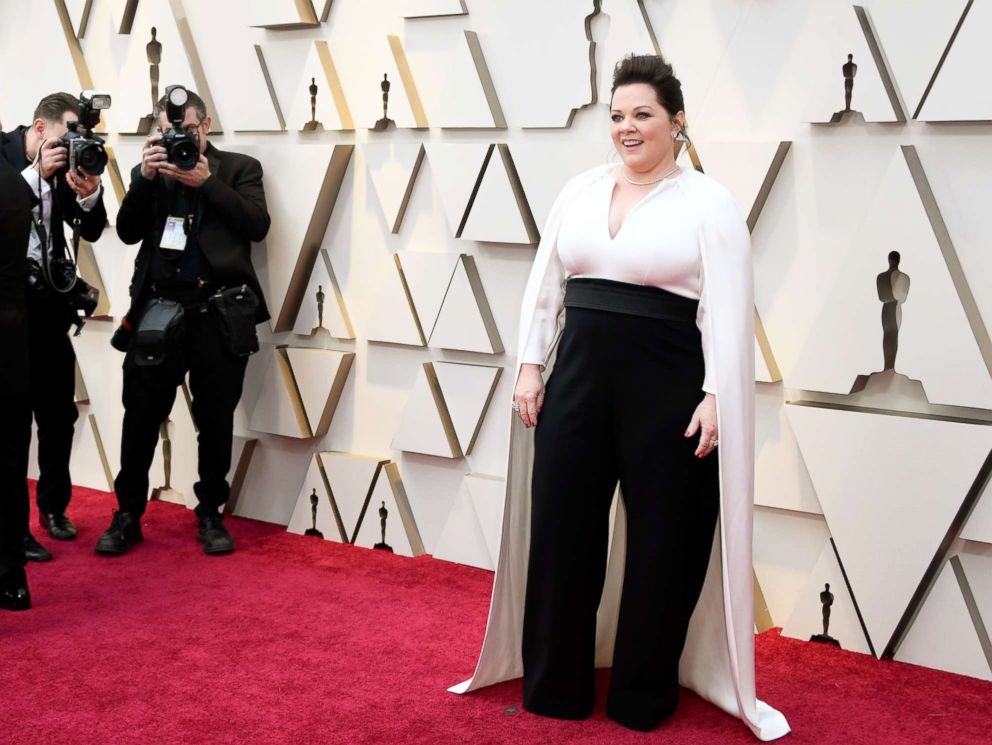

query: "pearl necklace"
left=621, top=164, right=681, bottom=186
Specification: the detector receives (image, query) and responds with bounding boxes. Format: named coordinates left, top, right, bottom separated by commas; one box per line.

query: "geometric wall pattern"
left=249, top=346, right=354, bottom=439
left=391, top=362, right=501, bottom=459
left=15, top=0, right=992, bottom=685
left=432, top=473, right=505, bottom=571
left=287, top=452, right=423, bottom=557
left=367, top=252, right=503, bottom=354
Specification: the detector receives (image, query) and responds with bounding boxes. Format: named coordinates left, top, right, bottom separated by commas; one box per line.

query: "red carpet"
left=1, top=485, right=990, bottom=745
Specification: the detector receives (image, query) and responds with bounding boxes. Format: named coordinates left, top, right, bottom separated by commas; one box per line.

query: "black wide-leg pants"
left=521, top=294, right=720, bottom=731
left=114, top=310, right=248, bottom=519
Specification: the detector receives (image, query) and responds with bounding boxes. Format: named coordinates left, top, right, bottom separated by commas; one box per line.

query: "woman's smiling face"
left=610, top=83, right=683, bottom=173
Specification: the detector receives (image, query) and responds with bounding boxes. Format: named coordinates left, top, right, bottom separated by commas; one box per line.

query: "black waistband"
left=564, top=278, right=699, bottom=323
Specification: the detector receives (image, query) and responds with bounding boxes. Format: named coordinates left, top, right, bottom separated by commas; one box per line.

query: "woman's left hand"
left=685, top=393, right=718, bottom=458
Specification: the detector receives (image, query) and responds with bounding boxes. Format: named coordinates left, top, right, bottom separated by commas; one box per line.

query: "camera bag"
left=212, top=285, right=260, bottom=357
left=133, top=298, right=185, bottom=367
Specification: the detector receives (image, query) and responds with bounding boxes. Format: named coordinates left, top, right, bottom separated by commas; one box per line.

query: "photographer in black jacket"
left=0, top=145, right=35, bottom=610
left=96, top=87, right=270, bottom=557
left=0, top=93, right=108, bottom=562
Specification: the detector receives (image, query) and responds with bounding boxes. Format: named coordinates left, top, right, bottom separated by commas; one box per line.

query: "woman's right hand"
left=514, top=363, right=545, bottom=429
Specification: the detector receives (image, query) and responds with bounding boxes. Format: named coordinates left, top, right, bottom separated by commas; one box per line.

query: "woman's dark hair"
left=611, top=54, right=687, bottom=137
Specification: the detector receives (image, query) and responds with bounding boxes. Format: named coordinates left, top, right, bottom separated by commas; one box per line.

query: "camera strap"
left=30, top=164, right=81, bottom=298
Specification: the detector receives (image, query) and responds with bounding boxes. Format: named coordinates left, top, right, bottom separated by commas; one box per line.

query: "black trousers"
left=521, top=300, right=720, bottom=731
left=0, top=394, right=31, bottom=577
left=114, top=308, right=248, bottom=518
left=27, top=297, right=79, bottom=523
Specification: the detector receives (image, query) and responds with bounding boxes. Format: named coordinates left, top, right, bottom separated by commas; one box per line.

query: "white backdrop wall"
left=3, top=0, right=991, bottom=680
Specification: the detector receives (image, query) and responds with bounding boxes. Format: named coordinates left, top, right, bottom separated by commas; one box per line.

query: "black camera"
left=26, top=257, right=100, bottom=318
left=57, top=90, right=111, bottom=176
left=162, top=85, right=199, bottom=171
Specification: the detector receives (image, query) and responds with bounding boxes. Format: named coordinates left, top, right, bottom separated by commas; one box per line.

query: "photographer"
left=0, top=144, right=36, bottom=609
left=0, top=93, right=108, bottom=562
left=96, top=87, right=270, bottom=557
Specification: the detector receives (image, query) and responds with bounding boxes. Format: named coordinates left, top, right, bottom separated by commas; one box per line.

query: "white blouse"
left=520, top=168, right=716, bottom=394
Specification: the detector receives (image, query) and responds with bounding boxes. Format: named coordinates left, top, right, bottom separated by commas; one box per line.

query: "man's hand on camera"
left=66, top=168, right=101, bottom=199
left=141, top=132, right=167, bottom=181
left=35, top=138, right=67, bottom=180
left=158, top=154, right=210, bottom=189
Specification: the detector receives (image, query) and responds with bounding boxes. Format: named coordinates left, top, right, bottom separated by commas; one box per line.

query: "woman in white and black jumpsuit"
left=514, top=55, right=726, bottom=732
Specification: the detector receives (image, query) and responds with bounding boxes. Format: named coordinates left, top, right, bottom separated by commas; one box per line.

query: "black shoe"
left=197, top=512, right=234, bottom=555
left=24, top=533, right=53, bottom=562
left=40, top=512, right=77, bottom=541
left=95, top=511, right=143, bottom=556
left=0, top=568, right=30, bottom=611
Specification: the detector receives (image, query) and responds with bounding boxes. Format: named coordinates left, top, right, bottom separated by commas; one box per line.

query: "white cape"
left=449, top=164, right=790, bottom=742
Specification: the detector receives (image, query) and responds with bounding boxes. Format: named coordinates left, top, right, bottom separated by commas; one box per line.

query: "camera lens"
left=172, top=139, right=199, bottom=171
left=76, top=142, right=108, bottom=175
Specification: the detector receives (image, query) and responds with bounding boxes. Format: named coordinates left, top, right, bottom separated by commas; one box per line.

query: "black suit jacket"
left=117, top=141, right=271, bottom=322
left=0, top=125, right=108, bottom=254
left=0, top=151, right=34, bottom=393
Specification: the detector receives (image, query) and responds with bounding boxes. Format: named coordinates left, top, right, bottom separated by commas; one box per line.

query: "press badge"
left=160, top=216, right=187, bottom=251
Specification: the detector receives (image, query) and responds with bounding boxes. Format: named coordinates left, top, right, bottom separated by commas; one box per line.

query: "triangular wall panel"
left=286, top=41, right=354, bottom=131
left=429, top=256, right=504, bottom=354
left=424, top=144, right=492, bottom=237
left=180, top=0, right=285, bottom=132
left=247, top=0, right=321, bottom=29
left=916, top=1, right=991, bottom=121
left=465, top=473, right=505, bottom=569
left=292, top=250, right=354, bottom=340
left=754, top=384, right=822, bottom=515
left=404, top=0, right=467, bottom=18
left=404, top=30, right=504, bottom=129
left=781, top=539, right=873, bottom=655
left=239, top=144, right=353, bottom=333
left=434, top=362, right=502, bottom=456
left=432, top=479, right=493, bottom=570
left=319, top=452, right=389, bottom=543
left=284, top=348, right=354, bottom=438
left=109, top=0, right=220, bottom=134
left=391, top=363, right=460, bottom=459
left=364, top=143, right=425, bottom=233
left=287, top=456, right=345, bottom=542
left=687, top=140, right=792, bottom=231
left=353, top=463, right=424, bottom=557
left=786, top=403, right=992, bottom=653
left=802, top=4, right=904, bottom=123
left=397, top=252, right=461, bottom=346
left=510, top=142, right=610, bottom=233
left=247, top=348, right=309, bottom=438
left=460, top=145, right=537, bottom=244
left=870, top=0, right=971, bottom=120
left=894, top=560, right=992, bottom=680
left=782, top=149, right=992, bottom=409
left=366, top=255, right=427, bottom=347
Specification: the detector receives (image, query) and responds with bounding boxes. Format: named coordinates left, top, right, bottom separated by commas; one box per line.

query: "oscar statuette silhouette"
left=829, top=53, right=864, bottom=123
left=136, top=27, right=162, bottom=133
left=810, top=583, right=841, bottom=647
left=371, top=74, right=395, bottom=131
left=303, top=76, right=324, bottom=132
left=304, top=488, right=324, bottom=538
left=373, top=500, right=393, bottom=552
